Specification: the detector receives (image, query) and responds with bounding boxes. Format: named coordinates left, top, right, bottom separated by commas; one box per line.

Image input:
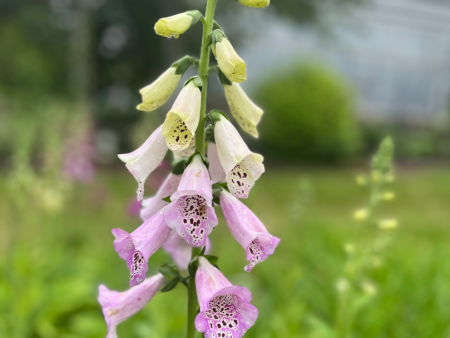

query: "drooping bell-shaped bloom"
left=112, top=210, right=173, bottom=286
left=162, top=80, right=201, bottom=151
left=213, top=31, right=246, bottom=83
left=207, top=142, right=226, bottom=184
left=214, top=115, right=265, bottom=199
left=195, top=257, right=258, bottom=338
left=220, top=190, right=280, bottom=272
left=140, top=174, right=181, bottom=222
left=224, top=83, right=263, bottom=138
left=98, top=274, right=165, bottom=338
left=118, top=125, right=168, bottom=201
left=236, top=0, right=270, bottom=8
left=163, top=233, right=211, bottom=270
left=154, top=11, right=201, bottom=38
left=164, top=155, right=218, bottom=247
left=137, top=67, right=182, bottom=112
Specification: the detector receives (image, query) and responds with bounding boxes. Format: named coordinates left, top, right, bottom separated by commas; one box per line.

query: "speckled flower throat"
left=98, top=1, right=280, bottom=338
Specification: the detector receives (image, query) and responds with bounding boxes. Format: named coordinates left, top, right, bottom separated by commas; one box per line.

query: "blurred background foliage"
left=1, top=0, right=450, bottom=337
left=256, top=63, right=360, bottom=162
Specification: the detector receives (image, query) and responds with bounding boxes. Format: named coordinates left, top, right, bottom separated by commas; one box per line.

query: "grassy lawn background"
left=0, top=164, right=449, bottom=338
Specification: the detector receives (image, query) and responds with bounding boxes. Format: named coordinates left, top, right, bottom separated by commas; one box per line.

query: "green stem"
left=187, top=246, right=202, bottom=338
left=195, top=0, right=217, bottom=155
left=187, top=1, right=217, bottom=337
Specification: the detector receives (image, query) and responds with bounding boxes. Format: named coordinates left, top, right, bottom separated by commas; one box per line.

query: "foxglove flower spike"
left=220, top=190, right=280, bottom=272
left=195, top=257, right=258, bottom=338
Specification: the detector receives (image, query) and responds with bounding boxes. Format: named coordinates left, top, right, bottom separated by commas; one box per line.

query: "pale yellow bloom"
left=236, top=0, right=270, bottom=8
left=224, top=83, right=263, bottom=137
left=344, top=243, right=355, bottom=254
left=378, top=219, right=398, bottom=230
left=353, top=208, right=368, bottom=221
left=137, top=67, right=181, bottom=112
left=215, top=38, right=246, bottom=83
left=154, top=13, right=193, bottom=38
left=162, top=81, right=201, bottom=151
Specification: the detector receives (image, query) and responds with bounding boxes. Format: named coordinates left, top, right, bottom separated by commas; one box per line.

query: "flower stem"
left=195, top=0, right=217, bottom=155
left=187, top=246, right=202, bottom=338
left=188, top=1, right=217, bottom=337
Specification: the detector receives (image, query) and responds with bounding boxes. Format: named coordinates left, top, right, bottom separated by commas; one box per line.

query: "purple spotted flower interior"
left=175, top=195, right=209, bottom=247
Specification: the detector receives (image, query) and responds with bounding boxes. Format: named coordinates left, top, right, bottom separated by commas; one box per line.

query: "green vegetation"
left=1, top=165, right=449, bottom=338
left=255, top=63, right=360, bottom=162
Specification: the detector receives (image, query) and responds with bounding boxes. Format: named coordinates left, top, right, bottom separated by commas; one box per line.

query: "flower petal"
left=220, top=190, right=280, bottom=272
left=162, top=82, right=201, bottom=151
left=98, top=274, right=165, bottom=338
left=207, top=143, right=226, bottom=184
left=140, top=174, right=181, bottom=221
left=118, top=125, right=168, bottom=201
left=224, top=83, right=263, bottom=138
left=137, top=67, right=181, bottom=112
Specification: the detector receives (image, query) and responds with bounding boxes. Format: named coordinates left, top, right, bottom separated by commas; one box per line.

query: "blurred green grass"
left=1, top=165, right=450, bottom=338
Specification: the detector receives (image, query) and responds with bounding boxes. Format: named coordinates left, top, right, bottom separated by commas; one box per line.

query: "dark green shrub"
left=255, top=63, right=360, bottom=162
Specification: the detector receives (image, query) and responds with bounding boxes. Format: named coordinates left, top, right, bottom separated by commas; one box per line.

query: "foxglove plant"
left=99, top=1, right=279, bottom=337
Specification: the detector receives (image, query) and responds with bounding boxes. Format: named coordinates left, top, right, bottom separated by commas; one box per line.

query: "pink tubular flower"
left=214, top=115, right=264, bottom=199
left=195, top=257, right=258, bottom=338
left=140, top=174, right=182, bottom=222
left=207, top=142, right=226, bottom=184
left=98, top=273, right=166, bottom=338
left=112, top=210, right=173, bottom=286
left=118, top=125, right=168, bottom=201
left=219, top=190, right=280, bottom=272
left=163, top=234, right=211, bottom=270
left=164, top=154, right=218, bottom=247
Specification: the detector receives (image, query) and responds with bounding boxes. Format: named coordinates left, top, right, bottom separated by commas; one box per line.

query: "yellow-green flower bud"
left=381, top=191, right=395, bottom=201
left=353, top=208, right=368, bottom=221
left=137, top=67, right=182, bottom=112
left=212, top=30, right=246, bottom=83
left=378, top=219, right=398, bottom=230
left=154, top=11, right=202, bottom=39
left=223, top=82, right=263, bottom=137
left=236, top=0, right=270, bottom=8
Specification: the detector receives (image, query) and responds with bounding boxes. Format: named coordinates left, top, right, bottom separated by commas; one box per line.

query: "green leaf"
left=186, top=151, right=209, bottom=170
left=158, top=264, right=180, bottom=280
left=188, top=259, right=198, bottom=279
left=184, top=76, right=203, bottom=90
left=203, top=255, right=218, bottom=265
left=213, top=196, right=220, bottom=205
left=172, top=55, right=194, bottom=75
left=185, top=10, right=203, bottom=25
left=207, top=110, right=229, bottom=124
left=205, top=124, right=215, bottom=143
left=200, top=246, right=207, bottom=256
left=172, top=158, right=187, bottom=175
left=213, top=20, right=225, bottom=34
left=211, top=29, right=225, bottom=48
left=161, top=278, right=180, bottom=292
left=162, top=196, right=171, bottom=203
left=218, top=68, right=232, bottom=86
